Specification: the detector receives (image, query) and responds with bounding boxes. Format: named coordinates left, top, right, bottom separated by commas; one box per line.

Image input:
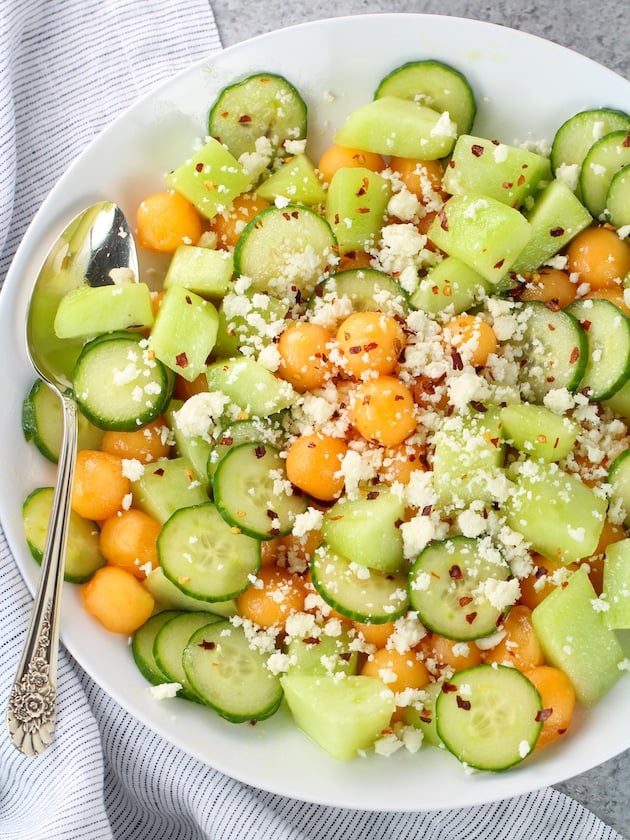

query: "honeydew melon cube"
left=499, top=403, right=579, bottom=462
left=532, top=565, right=624, bottom=705
left=443, top=134, right=552, bottom=208
left=205, top=356, right=297, bottom=417
left=285, top=632, right=358, bottom=676
left=131, top=456, right=208, bottom=523
left=164, top=245, right=233, bottom=299
left=54, top=282, right=154, bottom=339
left=256, top=153, right=327, bottom=206
left=427, top=194, right=531, bottom=285
left=144, top=567, right=237, bottom=617
left=325, top=166, right=392, bottom=254
left=603, top=538, right=630, bottom=629
left=333, top=97, right=457, bottom=160
left=166, top=137, right=252, bottom=220
left=512, top=179, right=593, bottom=274
left=280, top=674, right=395, bottom=760
left=504, top=461, right=607, bottom=563
left=148, top=285, right=219, bottom=382
left=409, top=255, right=490, bottom=315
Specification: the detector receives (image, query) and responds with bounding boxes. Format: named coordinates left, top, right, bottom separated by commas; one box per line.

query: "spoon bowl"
left=6, top=201, right=137, bottom=756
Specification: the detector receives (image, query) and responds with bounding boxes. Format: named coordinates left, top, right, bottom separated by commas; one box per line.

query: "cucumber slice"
left=605, top=164, right=630, bottom=228
left=408, top=536, right=514, bottom=641
left=310, top=544, right=409, bottom=623
left=602, top=537, right=630, bottom=630
left=208, top=72, right=307, bottom=167
left=308, top=268, right=409, bottom=320
left=607, top=448, right=630, bottom=528
left=550, top=108, right=630, bottom=180
left=580, top=129, right=630, bottom=218
left=207, top=417, right=285, bottom=480
left=22, top=379, right=103, bottom=463
left=153, top=610, right=224, bottom=701
left=22, top=486, right=105, bottom=584
left=510, top=302, right=587, bottom=403
left=436, top=664, right=543, bottom=770
left=131, top=609, right=182, bottom=686
left=375, top=59, right=476, bottom=136
left=566, top=298, right=630, bottom=400
left=183, top=620, right=283, bottom=722
left=212, top=442, right=307, bottom=539
left=73, top=332, right=174, bottom=431
left=233, top=205, right=336, bottom=300
left=158, top=501, right=261, bottom=601
left=143, top=567, right=237, bottom=618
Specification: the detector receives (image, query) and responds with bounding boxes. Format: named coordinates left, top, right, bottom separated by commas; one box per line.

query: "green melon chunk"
left=166, top=137, right=252, bottom=221
left=532, top=565, right=624, bottom=705
left=334, top=97, right=457, bottom=160
left=325, top=166, right=392, bottom=254
left=205, top=356, right=297, bottom=417
left=410, top=255, right=489, bottom=315
left=148, top=285, right=219, bottom=382
left=256, top=153, right=327, bottom=206
left=603, top=538, right=630, bottom=630
left=285, top=631, right=358, bottom=676
left=143, top=567, right=237, bottom=617
left=54, top=282, right=154, bottom=339
left=427, top=193, right=531, bottom=284
left=280, top=674, right=395, bottom=760
left=499, top=403, right=579, bottom=462
left=504, top=461, right=607, bottom=563
left=443, top=134, right=551, bottom=209
left=130, top=456, right=209, bottom=523
left=164, top=245, right=233, bottom=299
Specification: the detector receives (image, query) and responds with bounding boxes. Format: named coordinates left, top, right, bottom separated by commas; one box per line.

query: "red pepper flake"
left=185, top=295, right=193, bottom=304
left=534, top=566, right=547, bottom=580
left=364, top=341, right=379, bottom=352
left=471, top=144, right=485, bottom=157
left=267, top=509, right=279, bottom=520
left=502, top=181, right=513, bottom=190
left=438, top=208, right=449, bottom=231
left=451, top=348, right=464, bottom=371
left=366, top=490, right=380, bottom=500
left=175, top=351, right=188, bottom=369
left=456, top=696, right=472, bottom=711
left=394, top=394, right=405, bottom=401
left=545, top=298, right=561, bottom=312
left=469, top=400, right=488, bottom=412
left=623, top=132, right=630, bottom=147
left=442, top=682, right=458, bottom=693
left=306, top=441, right=317, bottom=449
left=459, top=596, right=473, bottom=607
left=219, top=435, right=234, bottom=446
left=421, top=505, right=432, bottom=516
left=154, top=467, right=165, bottom=477
left=199, top=640, right=216, bottom=650
left=254, top=444, right=267, bottom=459
left=517, top=173, right=526, bottom=186
left=340, top=652, right=352, bottom=662
left=419, top=711, right=433, bottom=724
left=493, top=258, right=505, bottom=270
left=550, top=226, right=565, bottom=237
left=580, top=319, right=592, bottom=331
left=465, top=611, right=478, bottom=624
left=356, top=177, right=370, bottom=197
left=449, top=564, right=463, bottom=580
left=357, top=207, right=371, bottom=214
left=349, top=345, right=362, bottom=354
left=238, top=114, right=252, bottom=123
left=195, top=162, right=204, bottom=172
left=536, top=708, right=554, bottom=722
left=448, top=159, right=456, bottom=168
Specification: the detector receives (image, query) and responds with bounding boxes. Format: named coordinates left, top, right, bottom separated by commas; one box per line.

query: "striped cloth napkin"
left=0, top=1, right=625, bottom=837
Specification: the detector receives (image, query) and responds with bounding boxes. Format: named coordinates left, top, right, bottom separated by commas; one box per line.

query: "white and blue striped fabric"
left=0, top=2, right=625, bottom=837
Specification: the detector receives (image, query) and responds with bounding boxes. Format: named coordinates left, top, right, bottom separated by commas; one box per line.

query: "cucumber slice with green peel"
left=532, top=565, right=624, bottom=706
left=131, top=456, right=209, bottom=524
left=158, top=501, right=261, bottom=601
left=22, top=379, right=104, bottom=463
left=207, top=416, right=285, bottom=480
left=499, top=403, right=579, bottom=462
left=165, top=137, right=252, bottom=221
left=334, top=97, right=457, bottom=160
left=606, top=448, right=630, bottom=528
left=325, top=166, right=392, bottom=254
left=208, top=72, right=307, bottom=167
left=73, top=332, right=174, bottom=431
left=212, top=442, right=307, bottom=539
left=375, top=59, right=476, bottom=136
left=183, top=620, right=283, bottom=723
left=566, top=298, right=630, bottom=401
left=504, top=460, right=607, bottom=564
left=408, top=536, right=515, bottom=641
left=22, top=486, right=105, bottom=584
left=602, top=537, right=630, bottom=630
left=510, top=302, right=588, bottom=403
left=580, top=129, right=630, bottom=218
left=409, top=256, right=489, bottom=315
left=233, top=205, right=337, bottom=300
left=550, top=108, right=630, bottom=181
left=436, top=664, right=543, bottom=770
left=131, top=610, right=183, bottom=686
left=511, top=178, right=593, bottom=275
left=442, top=135, right=552, bottom=209
left=310, top=544, right=409, bottom=623
left=402, top=681, right=442, bottom=747
left=605, top=165, right=630, bottom=229
left=427, top=194, right=531, bottom=285
left=154, top=610, right=225, bottom=701
left=322, top=487, right=406, bottom=574
left=281, top=674, right=396, bottom=760
left=205, top=356, right=297, bottom=417
left=308, top=268, right=409, bottom=321
left=255, top=153, right=327, bottom=207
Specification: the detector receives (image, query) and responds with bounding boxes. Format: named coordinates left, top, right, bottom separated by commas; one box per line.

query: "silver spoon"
left=6, top=201, right=138, bottom=756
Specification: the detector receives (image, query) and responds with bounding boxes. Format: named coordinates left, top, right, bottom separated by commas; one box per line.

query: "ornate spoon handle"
left=7, top=394, right=78, bottom=756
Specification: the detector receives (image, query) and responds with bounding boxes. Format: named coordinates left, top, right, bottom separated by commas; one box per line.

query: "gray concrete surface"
left=211, top=3, right=630, bottom=835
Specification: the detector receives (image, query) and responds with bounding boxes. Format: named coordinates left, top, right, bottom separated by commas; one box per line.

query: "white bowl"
left=1, top=13, right=629, bottom=811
